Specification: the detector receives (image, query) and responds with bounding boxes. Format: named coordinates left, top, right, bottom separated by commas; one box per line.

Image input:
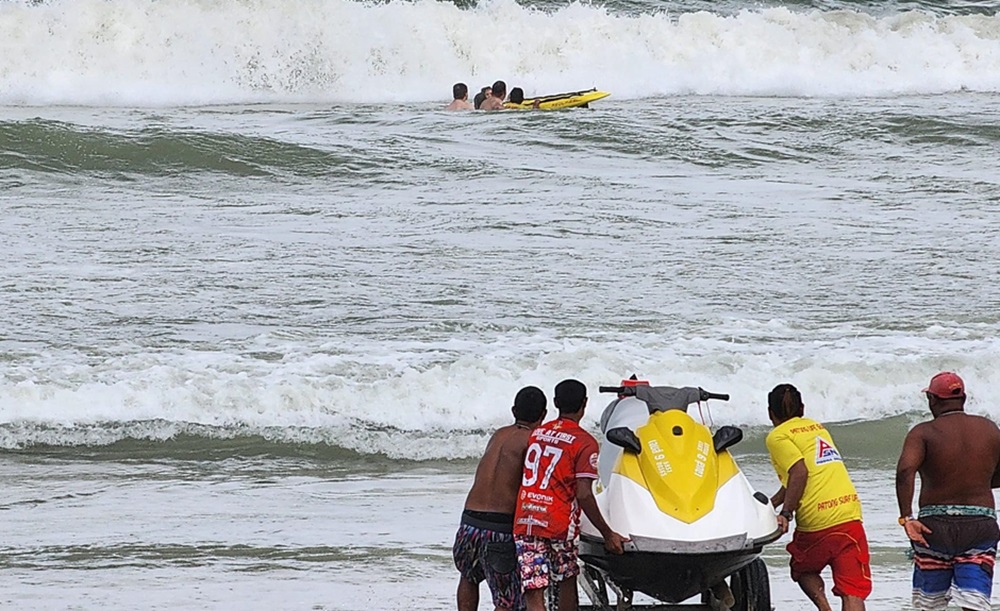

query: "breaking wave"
left=1, top=0, right=1000, bottom=105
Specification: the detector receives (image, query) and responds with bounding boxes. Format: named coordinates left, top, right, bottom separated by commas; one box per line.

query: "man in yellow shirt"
left=766, top=383, right=872, bottom=611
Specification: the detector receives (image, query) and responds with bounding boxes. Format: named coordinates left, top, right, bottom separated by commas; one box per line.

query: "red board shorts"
left=787, top=519, right=872, bottom=599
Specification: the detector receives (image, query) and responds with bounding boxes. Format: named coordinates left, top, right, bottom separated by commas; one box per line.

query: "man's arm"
left=896, top=427, right=926, bottom=518
left=576, top=479, right=626, bottom=554
left=991, top=423, right=1000, bottom=488
left=775, top=460, right=807, bottom=533
left=770, top=486, right=786, bottom=508
left=764, top=431, right=803, bottom=517
left=896, top=426, right=932, bottom=545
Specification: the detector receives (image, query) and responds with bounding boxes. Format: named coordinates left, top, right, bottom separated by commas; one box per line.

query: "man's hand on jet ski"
left=576, top=479, right=629, bottom=555
left=776, top=513, right=791, bottom=534
left=602, top=530, right=628, bottom=555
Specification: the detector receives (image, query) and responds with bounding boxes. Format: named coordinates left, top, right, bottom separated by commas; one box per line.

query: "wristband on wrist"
left=898, top=515, right=915, bottom=526
left=779, top=509, right=793, bottom=520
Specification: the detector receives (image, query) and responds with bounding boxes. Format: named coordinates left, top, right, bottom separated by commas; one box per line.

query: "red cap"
left=923, top=372, right=965, bottom=399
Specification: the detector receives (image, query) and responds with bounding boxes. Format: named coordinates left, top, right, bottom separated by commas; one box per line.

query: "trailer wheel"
left=731, top=558, right=771, bottom=611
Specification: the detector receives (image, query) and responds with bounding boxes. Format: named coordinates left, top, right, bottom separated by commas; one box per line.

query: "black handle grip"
left=699, top=388, right=730, bottom=402
left=598, top=386, right=636, bottom=396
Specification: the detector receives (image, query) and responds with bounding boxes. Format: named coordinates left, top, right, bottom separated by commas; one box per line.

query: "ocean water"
left=2, top=0, right=1000, bottom=608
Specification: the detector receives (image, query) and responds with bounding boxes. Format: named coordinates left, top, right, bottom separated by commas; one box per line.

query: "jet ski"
left=578, top=378, right=781, bottom=610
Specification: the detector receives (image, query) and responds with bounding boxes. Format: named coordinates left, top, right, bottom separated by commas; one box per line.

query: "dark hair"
left=452, top=82, right=468, bottom=100
left=768, top=384, right=804, bottom=421
left=554, top=379, right=587, bottom=414
left=473, top=92, right=486, bottom=109
left=509, top=87, right=524, bottom=104
left=491, top=80, right=507, bottom=98
left=513, top=386, right=546, bottom=422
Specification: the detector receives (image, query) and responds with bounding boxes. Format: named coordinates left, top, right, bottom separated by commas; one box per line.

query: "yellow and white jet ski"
left=578, top=379, right=781, bottom=610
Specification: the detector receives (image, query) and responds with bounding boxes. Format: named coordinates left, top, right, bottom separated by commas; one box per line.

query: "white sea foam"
left=3, top=329, right=999, bottom=457
left=1, top=0, right=999, bottom=106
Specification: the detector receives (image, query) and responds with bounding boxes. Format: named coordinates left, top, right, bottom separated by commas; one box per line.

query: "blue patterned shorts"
left=912, top=514, right=999, bottom=611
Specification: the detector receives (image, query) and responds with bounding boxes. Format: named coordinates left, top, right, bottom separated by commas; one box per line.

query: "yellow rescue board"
left=504, top=88, right=610, bottom=110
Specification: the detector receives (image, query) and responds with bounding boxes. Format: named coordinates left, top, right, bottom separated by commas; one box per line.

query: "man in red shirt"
left=514, top=379, right=627, bottom=611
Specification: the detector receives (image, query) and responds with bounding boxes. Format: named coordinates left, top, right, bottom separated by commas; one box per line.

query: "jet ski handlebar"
left=699, top=389, right=730, bottom=402
left=598, top=386, right=729, bottom=402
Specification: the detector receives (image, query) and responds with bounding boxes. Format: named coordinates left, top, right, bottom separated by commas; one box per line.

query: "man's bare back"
left=907, top=413, right=1000, bottom=508
left=479, top=95, right=505, bottom=111
left=465, top=424, right=533, bottom=513
left=895, top=374, right=1000, bottom=609
left=446, top=99, right=473, bottom=111
left=453, top=386, right=546, bottom=611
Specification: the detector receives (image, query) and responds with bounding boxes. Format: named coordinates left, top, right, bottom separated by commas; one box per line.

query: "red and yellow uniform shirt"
left=766, top=417, right=862, bottom=532
left=514, top=418, right=599, bottom=540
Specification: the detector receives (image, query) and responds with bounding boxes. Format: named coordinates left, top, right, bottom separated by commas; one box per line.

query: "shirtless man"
left=896, top=372, right=1000, bottom=611
left=446, top=82, right=473, bottom=111
left=478, top=80, right=507, bottom=111
left=454, top=386, right=547, bottom=611
left=473, top=86, right=491, bottom=110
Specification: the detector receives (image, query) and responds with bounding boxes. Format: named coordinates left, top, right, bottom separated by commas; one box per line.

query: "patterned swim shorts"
left=453, top=511, right=523, bottom=610
left=514, top=535, right=580, bottom=591
left=912, top=513, right=1000, bottom=611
